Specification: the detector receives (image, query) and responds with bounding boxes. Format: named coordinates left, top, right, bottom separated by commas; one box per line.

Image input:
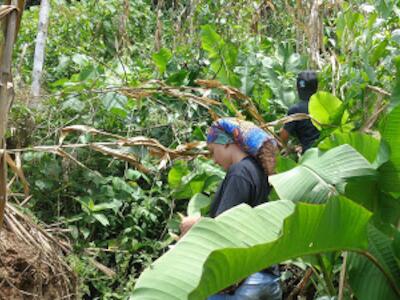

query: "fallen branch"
left=118, top=80, right=221, bottom=110
left=361, top=85, right=391, bottom=132
left=5, top=152, right=29, bottom=196
left=366, top=85, right=391, bottom=97
left=0, top=110, right=320, bottom=191
left=287, top=268, right=314, bottom=300
left=87, top=257, right=116, bottom=278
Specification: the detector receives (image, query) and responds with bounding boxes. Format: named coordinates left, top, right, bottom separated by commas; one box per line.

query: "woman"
left=181, top=118, right=282, bottom=300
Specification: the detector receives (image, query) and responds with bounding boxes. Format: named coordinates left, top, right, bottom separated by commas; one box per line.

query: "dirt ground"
left=0, top=226, right=76, bottom=300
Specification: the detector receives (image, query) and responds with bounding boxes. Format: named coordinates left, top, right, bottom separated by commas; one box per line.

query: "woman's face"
left=208, top=143, right=232, bottom=170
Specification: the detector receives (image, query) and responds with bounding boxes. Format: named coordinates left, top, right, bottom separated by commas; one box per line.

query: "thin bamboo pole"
left=31, top=0, right=50, bottom=101
left=0, top=0, right=24, bottom=229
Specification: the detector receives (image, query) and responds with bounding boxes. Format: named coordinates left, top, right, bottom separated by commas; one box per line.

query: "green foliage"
left=256, top=42, right=305, bottom=110
left=275, top=155, right=297, bottom=173
left=168, top=159, right=223, bottom=200
left=390, top=56, right=400, bottom=108
left=309, top=92, right=349, bottom=130
left=132, top=197, right=374, bottom=299
left=10, top=0, right=400, bottom=298
left=187, top=193, right=211, bottom=216
left=152, top=48, right=172, bottom=74
left=269, top=145, right=376, bottom=203
left=348, top=225, right=400, bottom=300
left=318, top=131, right=382, bottom=164
left=200, top=25, right=240, bottom=87
left=379, top=104, right=400, bottom=192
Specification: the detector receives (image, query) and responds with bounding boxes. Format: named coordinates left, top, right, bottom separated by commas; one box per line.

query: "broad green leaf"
left=93, top=213, right=110, bottom=227
left=309, top=91, right=349, bottom=129
left=166, top=70, right=188, bottom=86
left=348, top=225, right=400, bottom=300
left=187, top=193, right=211, bottom=216
left=348, top=253, right=398, bottom=300
left=92, top=199, right=122, bottom=213
left=203, top=174, right=221, bottom=192
left=112, top=177, right=134, bottom=194
left=201, top=25, right=240, bottom=87
left=61, top=97, right=85, bottom=112
left=393, top=231, right=400, bottom=266
left=152, top=48, right=172, bottom=74
left=373, top=193, right=400, bottom=233
left=80, top=227, right=90, bottom=239
left=374, top=141, right=391, bottom=169
left=370, top=40, right=388, bottom=65
left=367, top=226, right=400, bottom=284
left=125, top=169, right=143, bottom=181
left=79, top=65, right=99, bottom=81
left=390, top=56, right=400, bottom=109
left=345, top=182, right=400, bottom=233
left=131, top=197, right=373, bottom=299
left=201, top=25, right=224, bottom=57
left=223, top=43, right=238, bottom=69
left=344, top=179, right=378, bottom=212
left=379, top=105, right=400, bottom=192
left=257, top=87, right=272, bottom=112
left=239, top=62, right=252, bottom=95
left=174, top=173, right=208, bottom=200
left=275, top=155, right=297, bottom=173
left=270, top=145, right=376, bottom=203
left=72, top=53, right=90, bottom=66
left=318, top=131, right=381, bottom=164
left=168, top=161, right=189, bottom=189
left=392, top=29, right=400, bottom=46
left=101, top=92, right=128, bottom=113
left=285, top=53, right=301, bottom=72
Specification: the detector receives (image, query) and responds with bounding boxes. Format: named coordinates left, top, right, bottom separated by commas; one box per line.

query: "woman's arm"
left=180, top=215, right=201, bottom=237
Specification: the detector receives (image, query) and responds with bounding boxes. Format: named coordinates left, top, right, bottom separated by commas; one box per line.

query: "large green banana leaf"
left=379, top=104, right=400, bottom=192
left=269, top=144, right=376, bottom=203
left=131, top=197, right=375, bottom=300
left=318, top=131, right=382, bottom=164
left=348, top=225, right=400, bottom=300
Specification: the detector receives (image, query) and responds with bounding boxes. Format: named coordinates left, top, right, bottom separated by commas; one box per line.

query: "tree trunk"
left=308, top=0, right=323, bottom=69
left=118, top=0, right=130, bottom=51
left=30, top=0, right=50, bottom=102
left=0, top=1, right=22, bottom=229
left=187, top=0, right=199, bottom=44
left=154, top=0, right=164, bottom=51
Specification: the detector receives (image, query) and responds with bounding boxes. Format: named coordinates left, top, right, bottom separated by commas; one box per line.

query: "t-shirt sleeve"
left=283, top=105, right=298, bottom=134
left=214, top=175, right=253, bottom=216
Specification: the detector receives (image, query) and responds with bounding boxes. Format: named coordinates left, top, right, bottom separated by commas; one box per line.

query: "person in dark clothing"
left=180, top=118, right=282, bottom=300
left=279, top=71, right=320, bottom=153
left=208, top=155, right=270, bottom=218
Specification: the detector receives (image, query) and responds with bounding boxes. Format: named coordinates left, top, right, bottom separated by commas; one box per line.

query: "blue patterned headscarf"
left=207, top=118, right=276, bottom=157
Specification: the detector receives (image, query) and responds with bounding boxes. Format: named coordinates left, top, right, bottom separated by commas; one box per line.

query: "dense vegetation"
left=4, top=0, right=400, bottom=299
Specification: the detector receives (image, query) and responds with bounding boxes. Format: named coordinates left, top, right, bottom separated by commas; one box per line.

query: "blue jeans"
left=207, top=272, right=282, bottom=300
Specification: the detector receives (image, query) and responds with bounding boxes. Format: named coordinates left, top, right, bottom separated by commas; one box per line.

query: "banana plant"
left=131, top=103, right=400, bottom=300
left=130, top=197, right=400, bottom=299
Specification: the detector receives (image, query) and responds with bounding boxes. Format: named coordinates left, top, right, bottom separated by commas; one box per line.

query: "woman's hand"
left=180, top=215, right=201, bottom=237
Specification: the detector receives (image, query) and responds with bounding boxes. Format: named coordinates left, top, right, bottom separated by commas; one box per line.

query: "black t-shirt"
left=209, top=156, right=270, bottom=218
left=284, top=101, right=320, bottom=151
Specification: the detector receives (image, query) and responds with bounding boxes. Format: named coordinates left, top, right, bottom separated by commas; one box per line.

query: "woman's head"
left=208, top=143, right=246, bottom=170
left=207, top=118, right=278, bottom=174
